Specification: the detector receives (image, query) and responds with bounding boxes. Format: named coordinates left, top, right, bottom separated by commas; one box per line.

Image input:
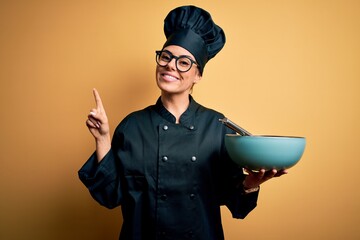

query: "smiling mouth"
left=162, top=73, right=179, bottom=82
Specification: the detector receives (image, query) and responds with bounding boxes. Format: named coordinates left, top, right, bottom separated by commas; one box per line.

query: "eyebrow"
left=163, top=50, right=195, bottom=61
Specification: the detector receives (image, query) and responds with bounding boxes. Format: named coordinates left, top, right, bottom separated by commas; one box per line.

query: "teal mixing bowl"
left=225, top=134, right=306, bottom=170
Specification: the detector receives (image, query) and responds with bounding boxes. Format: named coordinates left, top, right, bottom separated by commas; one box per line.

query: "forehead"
left=163, top=45, right=195, bottom=59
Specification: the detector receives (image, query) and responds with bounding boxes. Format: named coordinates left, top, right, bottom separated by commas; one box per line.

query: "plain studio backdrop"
left=0, top=1, right=359, bottom=239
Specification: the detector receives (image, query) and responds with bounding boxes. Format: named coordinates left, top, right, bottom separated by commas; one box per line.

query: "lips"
left=161, top=73, right=179, bottom=82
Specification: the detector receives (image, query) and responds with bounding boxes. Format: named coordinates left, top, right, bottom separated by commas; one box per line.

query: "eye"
left=178, top=58, right=191, bottom=67
left=160, top=53, right=171, bottom=62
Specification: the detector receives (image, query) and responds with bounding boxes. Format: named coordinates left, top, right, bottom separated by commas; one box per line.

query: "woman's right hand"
left=86, top=88, right=111, bottom=161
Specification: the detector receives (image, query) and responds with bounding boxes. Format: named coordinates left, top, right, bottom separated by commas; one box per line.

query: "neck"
left=161, top=93, right=190, bottom=124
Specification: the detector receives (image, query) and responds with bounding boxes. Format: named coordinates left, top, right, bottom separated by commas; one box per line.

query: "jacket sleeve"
left=78, top=117, right=130, bottom=209
left=228, top=191, right=259, bottom=219
left=219, top=127, right=260, bottom=219
left=78, top=149, right=123, bottom=209
left=218, top=152, right=260, bottom=219
left=223, top=168, right=259, bottom=219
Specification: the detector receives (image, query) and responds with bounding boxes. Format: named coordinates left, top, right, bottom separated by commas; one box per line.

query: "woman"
left=79, top=5, right=286, bottom=240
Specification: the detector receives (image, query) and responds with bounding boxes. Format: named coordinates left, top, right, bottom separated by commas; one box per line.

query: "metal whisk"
left=219, top=117, right=252, bottom=136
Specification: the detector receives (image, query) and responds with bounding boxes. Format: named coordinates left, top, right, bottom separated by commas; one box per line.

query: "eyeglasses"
left=155, top=50, right=197, bottom=73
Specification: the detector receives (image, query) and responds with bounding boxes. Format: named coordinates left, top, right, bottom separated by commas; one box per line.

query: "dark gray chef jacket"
left=79, top=96, right=259, bottom=240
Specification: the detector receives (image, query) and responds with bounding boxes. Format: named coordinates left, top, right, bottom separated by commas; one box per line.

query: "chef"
left=79, top=5, right=286, bottom=240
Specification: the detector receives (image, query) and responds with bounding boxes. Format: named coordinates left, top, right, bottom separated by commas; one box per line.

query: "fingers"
left=87, top=110, right=101, bottom=128
left=243, top=168, right=272, bottom=181
left=86, top=118, right=100, bottom=129
left=87, top=117, right=101, bottom=129
left=263, top=169, right=277, bottom=179
left=274, top=169, right=288, bottom=177
left=247, top=168, right=263, bottom=180
left=93, top=88, right=104, bottom=112
left=87, top=109, right=101, bottom=128
left=243, top=168, right=288, bottom=189
left=242, top=168, right=251, bottom=175
left=88, top=88, right=108, bottom=125
left=88, top=108, right=98, bottom=118
left=257, top=168, right=288, bottom=182
left=254, top=169, right=288, bottom=178
left=243, top=168, right=264, bottom=177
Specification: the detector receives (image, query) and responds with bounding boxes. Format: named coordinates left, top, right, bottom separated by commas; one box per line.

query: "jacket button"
left=158, top=231, right=166, bottom=236
left=189, top=125, right=195, bottom=130
left=162, top=156, right=168, bottom=162
left=189, top=194, right=196, bottom=199
left=160, top=194, right=167, bottom=201
left=187, top=230, right=194, bottom=238
left=191, top=156, right=197, bottom=162
left=163, top=125, right=168, bottom=130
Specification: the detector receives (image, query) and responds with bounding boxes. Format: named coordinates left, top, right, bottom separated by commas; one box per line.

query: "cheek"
left=155, top=66, right=161, bottom=79
left=182, top=70, right=199, bottom=84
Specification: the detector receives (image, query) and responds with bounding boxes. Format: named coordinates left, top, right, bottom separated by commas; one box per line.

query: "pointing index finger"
left=93, top=88, right=104, bottom=111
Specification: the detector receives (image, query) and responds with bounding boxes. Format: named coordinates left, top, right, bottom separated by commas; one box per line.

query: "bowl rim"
left=225, top=134, right=305, bottom=139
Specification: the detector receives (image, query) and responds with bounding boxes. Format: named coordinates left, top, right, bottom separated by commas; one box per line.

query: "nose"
left=166, top=58, right=177, bottom=70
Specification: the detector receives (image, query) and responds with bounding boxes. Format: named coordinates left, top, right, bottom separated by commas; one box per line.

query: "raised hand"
left=86, top=88, right=111, bottom=161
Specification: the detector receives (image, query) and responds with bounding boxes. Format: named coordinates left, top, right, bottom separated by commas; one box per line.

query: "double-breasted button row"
left=160, top=193, right=196, bottom=201
left=161, top=156, right=197, bottom=162
left=162, top=125, right=195, bottom=131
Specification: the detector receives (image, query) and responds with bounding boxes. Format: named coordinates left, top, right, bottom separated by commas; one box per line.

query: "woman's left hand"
left=242, top=168, right=288, bottom=189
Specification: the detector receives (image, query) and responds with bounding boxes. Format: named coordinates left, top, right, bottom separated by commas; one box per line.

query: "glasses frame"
left=155, top=50, right=197, bottom=73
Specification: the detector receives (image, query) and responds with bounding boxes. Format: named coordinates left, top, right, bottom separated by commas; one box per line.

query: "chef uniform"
left=79, top=5, right=259, bottom=240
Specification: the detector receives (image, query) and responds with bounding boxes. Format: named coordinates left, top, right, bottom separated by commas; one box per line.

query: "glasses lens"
left=176, top=57, right=192, bottom=72
left=156, top=51, right=171, bottom=66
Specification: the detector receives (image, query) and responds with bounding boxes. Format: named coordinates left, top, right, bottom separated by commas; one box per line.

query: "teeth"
left=165, top=74, right=177, bottom=80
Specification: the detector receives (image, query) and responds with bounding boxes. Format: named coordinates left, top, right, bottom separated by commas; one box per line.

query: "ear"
left=193, top=72, right=202, bottom=84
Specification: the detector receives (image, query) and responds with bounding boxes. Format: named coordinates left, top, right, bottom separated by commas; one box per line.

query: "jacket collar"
left=155, top=95, right=198, bottom=130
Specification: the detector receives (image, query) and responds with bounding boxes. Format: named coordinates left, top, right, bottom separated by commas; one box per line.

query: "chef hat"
left=162, top=5, right=226, bottom=74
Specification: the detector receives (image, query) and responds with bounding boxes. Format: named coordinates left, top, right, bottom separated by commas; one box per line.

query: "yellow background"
left=1, top=0, right=359, bottom=239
